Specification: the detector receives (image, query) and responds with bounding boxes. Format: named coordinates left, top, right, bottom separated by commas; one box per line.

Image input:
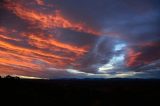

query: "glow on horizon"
left=13, top=75, right=45, bottom=79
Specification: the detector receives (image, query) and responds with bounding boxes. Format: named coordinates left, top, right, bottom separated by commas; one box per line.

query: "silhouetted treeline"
left=0, top=78, right=160, bottom=106
left=0, top=75, right=20, bottom=79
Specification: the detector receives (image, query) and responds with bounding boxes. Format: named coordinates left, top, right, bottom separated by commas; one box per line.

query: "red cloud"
left=126, top=42, right=160, bottom=67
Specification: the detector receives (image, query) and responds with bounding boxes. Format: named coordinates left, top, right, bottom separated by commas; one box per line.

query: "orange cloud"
left=5, top=1, right=100, bottom=35
left=0, top=34, right=21, bottom=41
left=0, top=64, right=26, bottom=76
left=0, top=27, right=21, bottom=41
left=27, top=34, right=88, bottom=55
left=0, top=64, right=43, bottom=78
left=0, top=1, right=96, bottom=77
left=0, top=40, right=73, bottom=61
left=0, top=30, right=89, bottom=71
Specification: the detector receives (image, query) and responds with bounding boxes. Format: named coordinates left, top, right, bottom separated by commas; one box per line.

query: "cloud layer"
left=0, top=0, right=160, bottom=78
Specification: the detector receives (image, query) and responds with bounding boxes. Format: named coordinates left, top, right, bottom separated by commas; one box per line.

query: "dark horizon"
left=1, top=76, right=160, bottom=106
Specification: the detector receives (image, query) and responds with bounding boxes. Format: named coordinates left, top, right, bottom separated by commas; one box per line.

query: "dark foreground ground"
left=0, top=78, right=160, bottom=106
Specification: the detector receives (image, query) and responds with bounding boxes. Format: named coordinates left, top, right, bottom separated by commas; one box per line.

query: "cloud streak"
left=0, top=0, right=160, bottom=78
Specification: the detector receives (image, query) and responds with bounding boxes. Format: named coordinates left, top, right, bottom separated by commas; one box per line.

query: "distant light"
left=114, top=43, right=126, bottom=51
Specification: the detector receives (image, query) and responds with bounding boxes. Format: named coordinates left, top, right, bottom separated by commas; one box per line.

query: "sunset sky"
left=0, top=0, right=160, bottom=79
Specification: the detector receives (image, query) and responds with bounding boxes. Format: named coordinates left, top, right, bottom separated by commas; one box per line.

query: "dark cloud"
left=54, top=28, right=98, bottom=47
left=78, top=36, right=116, bottom=73
left=0, top=6, right=29, bottom=31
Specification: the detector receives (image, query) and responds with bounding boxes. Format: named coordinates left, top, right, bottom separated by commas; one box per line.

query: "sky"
left=0, top=0, right=160, bottom=79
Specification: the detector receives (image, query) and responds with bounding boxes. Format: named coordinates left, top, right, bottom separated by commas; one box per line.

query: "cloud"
left=0, top=0, right=159, bottom=78
left=40, top=68, right=138, bottom=79
left=126, top=42, right=160, bottom=67
left=4, top=0, right=100, bottom=35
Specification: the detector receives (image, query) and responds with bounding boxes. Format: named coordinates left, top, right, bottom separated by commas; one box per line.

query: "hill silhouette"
left=0, top=77, right=160, bottom=106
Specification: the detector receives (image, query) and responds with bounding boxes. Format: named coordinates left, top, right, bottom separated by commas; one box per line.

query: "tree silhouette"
left=5, top=75, right=20, bottom=79
left=5, top=75, right=14, bottom=79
